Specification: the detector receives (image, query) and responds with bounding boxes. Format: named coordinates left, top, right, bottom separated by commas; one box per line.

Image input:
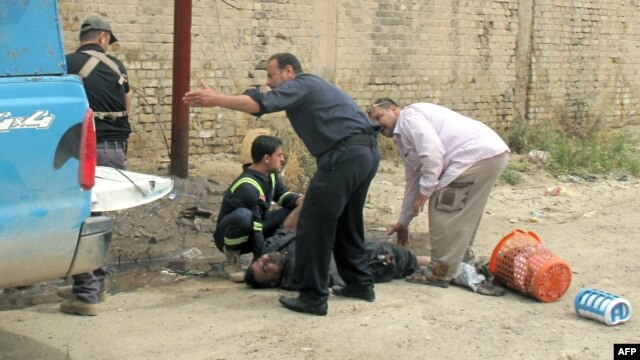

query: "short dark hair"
left=79, top=29, right=104, bottom=43
left=244, top=265, right=271, bottom=289
left=367, top=98, right=398, bottom=117
left=251, top=135, right=282, bottom=164
left=267, top=53, right=303, bottom=73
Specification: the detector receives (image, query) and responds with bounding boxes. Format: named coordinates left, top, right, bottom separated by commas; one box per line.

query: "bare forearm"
left=183, top=82, right=261, bottom=114
left=216, top=94, right=260, bottom=114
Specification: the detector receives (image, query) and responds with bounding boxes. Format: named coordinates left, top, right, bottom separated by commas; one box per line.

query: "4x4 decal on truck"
left=0, top=110, right=55, bottom=132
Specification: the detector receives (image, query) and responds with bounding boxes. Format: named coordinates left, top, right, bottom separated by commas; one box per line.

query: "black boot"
left=278, top=296, right=328, bottom=316
left=331, top=285, right=375, bottom=302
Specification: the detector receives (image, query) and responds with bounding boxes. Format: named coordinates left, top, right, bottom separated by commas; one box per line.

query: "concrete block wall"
left=335, top=1, right=521, bottom=129
left=57, top=0, right=640, bottom=166
left=530, top=0, right=639, bottom=129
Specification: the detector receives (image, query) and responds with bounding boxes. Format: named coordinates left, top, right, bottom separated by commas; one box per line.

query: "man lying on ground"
left=245, top=229, right=505, bottom=297
left=244, top=229, right=428, bottom=298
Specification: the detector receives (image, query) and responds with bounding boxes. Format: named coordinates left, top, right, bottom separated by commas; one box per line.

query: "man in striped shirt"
left=367, top=98, right=509, bottom=290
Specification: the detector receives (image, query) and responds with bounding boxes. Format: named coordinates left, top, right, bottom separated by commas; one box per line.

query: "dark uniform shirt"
left=243, top=73, right=378, bottom=157
left=66, top=43, right=131, bottom=142
left=216, top=164, right=301, bottom=250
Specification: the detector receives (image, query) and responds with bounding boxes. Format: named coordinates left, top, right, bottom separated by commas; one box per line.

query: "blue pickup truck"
left=0, top=1, right=113, bottom=288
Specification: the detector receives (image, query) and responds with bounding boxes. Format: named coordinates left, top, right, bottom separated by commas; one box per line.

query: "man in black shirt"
left=66, top=15, right=132, bottom=169
left=184, top=53, right=380, bottom=316
left=244, top=229, right=429, bottom=290
left=57, top=15, right=132, bottom=316
left=214, top=135, right=303, bottom=282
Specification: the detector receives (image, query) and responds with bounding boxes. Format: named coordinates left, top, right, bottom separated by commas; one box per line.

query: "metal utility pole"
left=170, top=0, right=192, bottom=178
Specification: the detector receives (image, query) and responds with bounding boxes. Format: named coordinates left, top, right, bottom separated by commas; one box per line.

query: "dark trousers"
left=71, top=143, right=127, bottom=303
left=294, top=139, right=380, bottom=304
left=72, top=268, right=107, bottom=303
left=214, top=207, right=291, bottom=257
left=96, top=140, right=128, bottom=169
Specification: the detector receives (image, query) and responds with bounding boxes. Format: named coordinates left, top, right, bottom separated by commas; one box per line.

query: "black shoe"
left=331, top=285, right=375, bottom=302
left=278, top=296, right=328, bottom=316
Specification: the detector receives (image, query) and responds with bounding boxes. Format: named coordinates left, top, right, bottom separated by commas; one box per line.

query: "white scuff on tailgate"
left=91, top=166, right=174, bottom=212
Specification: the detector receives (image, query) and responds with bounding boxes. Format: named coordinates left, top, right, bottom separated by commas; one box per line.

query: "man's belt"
left=94, top=111, right=128, bottom=120
left=318, top=133, right=377, bottom=157
left=96, top=140, right=128, bottom=152
left=337, top=133, right=376, bottom=147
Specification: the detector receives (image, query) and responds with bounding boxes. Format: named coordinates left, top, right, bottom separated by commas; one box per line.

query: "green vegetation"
left=503, top=117, right=640, bottom=179
left=273, top=130, right=399, bottom=192
left=500, top=168, right=524, bottom=186
left=272, top=128, right=315, bottom=193
left=271, top=115, right=640, bottom=191
left=377, top=136, right=398, bottom=161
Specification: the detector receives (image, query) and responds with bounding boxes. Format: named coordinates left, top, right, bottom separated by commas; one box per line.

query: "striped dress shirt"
left=394, top=103, right=509, bottom=225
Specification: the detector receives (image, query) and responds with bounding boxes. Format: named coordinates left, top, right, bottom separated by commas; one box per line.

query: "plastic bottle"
left=574, top=288, right=632, bottom=326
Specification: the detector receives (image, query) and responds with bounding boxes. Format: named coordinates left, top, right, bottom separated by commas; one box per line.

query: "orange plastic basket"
left=489, top=229, right=572, bottom=302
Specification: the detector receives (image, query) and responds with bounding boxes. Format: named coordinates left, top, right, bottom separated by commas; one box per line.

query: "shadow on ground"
left=0, top=257, right=224, bottom=311
left=0, top=329, right=68, bottom=360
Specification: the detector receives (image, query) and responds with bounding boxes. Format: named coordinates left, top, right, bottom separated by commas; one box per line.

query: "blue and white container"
left=574, top=288, right=632, bottom=326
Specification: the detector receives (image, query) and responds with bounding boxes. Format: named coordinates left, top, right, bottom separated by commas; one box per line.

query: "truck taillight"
left=78, top=108, right=96, bottom=190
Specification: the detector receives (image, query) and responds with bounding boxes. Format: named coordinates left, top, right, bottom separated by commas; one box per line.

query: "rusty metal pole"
left=170, top=0, right=192, bottom=178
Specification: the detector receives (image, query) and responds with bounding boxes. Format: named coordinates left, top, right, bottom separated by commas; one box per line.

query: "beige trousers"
left=428, top=152, right=509, bottom=279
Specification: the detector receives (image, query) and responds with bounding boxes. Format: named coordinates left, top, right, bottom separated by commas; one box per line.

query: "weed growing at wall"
left=505, top=118, right=640, bottom=177
left=271, top=128, right=315, bottom=194
left=377, top=136, right=398, bottom=161
left=272, top=130, right=404, bottom=192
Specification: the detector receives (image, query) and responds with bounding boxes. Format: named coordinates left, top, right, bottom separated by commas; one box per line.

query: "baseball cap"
left=80, top=15, right=118, bottom=44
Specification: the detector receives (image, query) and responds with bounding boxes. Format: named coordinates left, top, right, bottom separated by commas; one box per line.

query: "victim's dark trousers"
left=293, top=138, right=380, bottom=305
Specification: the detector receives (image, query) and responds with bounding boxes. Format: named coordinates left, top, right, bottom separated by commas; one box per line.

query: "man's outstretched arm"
left=183, top=79, right=260, bottom=114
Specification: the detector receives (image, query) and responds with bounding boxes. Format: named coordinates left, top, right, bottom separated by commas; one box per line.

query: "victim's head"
left=245, top=251, right=286, bottom=288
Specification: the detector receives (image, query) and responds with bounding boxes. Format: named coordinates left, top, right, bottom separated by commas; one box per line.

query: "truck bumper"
left=66, top=216, right=113, bottom=275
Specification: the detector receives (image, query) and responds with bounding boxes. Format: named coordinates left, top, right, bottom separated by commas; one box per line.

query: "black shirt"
left=215, top=165, right=301, bottom=253
left=66, top=43, right=131, bottom=142
left=244, top=73, right=378, bottom=157
left=364, top=241, right=418, bottom=283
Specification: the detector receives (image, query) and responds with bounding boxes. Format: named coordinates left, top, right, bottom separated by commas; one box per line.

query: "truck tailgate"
left=0, top=76, right=95, bottom=287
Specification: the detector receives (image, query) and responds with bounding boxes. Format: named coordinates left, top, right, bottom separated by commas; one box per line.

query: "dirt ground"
left=1, top=151, right=639, bottom=359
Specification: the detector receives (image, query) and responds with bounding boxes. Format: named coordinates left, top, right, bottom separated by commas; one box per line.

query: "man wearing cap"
left=68, top=15, right=132, bottom=169
left=57, top=15, right=132, bottom=316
